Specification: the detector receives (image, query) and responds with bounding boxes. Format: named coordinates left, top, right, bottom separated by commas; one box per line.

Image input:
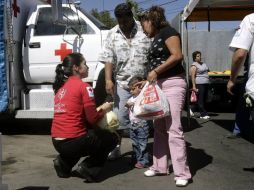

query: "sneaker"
left=144, top=169, right=156, bottom=177
left=176, top=179, right=188, bottom=187
left=200, top=115, right=210, bottom=119
left=108, top=145, right=121, bottom=160
left=135, top=162, right=146, bottom=169
left=144, top=169, right=168, bottom=177
left=189, top=109, right=194, bottom=117
left=53, top=155, right=71, bottom=178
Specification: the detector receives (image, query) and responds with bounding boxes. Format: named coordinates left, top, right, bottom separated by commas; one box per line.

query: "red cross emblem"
left=12, top=0, right=20, bottom=17
left=86, top=87, right=94, bottom=97
left=55, top=43, right=73, bottom=61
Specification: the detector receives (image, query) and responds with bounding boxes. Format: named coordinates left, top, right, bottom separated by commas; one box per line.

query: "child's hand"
left=134, top=80, right=146, bottom=89
left=125, top=102, right=134, bottom=109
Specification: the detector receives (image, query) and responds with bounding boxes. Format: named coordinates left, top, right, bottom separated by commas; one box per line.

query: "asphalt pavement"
left=1, top=112, right=254, bottom=190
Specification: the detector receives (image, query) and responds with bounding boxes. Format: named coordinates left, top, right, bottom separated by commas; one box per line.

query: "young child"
left=125, top=75, right=150, bottom=169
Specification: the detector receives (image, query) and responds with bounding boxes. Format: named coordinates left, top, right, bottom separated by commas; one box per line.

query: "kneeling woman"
left=51, top=53, right=118, bottom=182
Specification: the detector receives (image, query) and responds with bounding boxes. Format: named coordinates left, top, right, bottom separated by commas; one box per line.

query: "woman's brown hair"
left=139, top=6, right=169, bottom=29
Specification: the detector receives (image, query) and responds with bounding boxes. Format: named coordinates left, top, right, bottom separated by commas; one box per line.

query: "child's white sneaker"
left=176, top=179, right=188, bottom=187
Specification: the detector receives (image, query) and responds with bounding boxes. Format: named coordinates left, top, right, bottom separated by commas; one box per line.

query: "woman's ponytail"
left=53, top=63, right=66, bottom=94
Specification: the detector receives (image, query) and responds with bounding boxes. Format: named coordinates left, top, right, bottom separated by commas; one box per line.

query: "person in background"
left=227, top=13, right=254, bottom=171
left=227, top=57, right=251, bottom=139
left=98, top=3, right=151, bottom=160
left=51, top=53, right=118, bottom=182
left=190, top=51, right=210, bottom=119
left=227, top=13, right=254, bottom=123
left=139, top=6, right=191, bottom=187
left=125, top=75, right=150, bottom=169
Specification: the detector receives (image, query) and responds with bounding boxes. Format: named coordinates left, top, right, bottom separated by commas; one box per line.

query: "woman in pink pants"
left=139, top=6, right=192, bottom=187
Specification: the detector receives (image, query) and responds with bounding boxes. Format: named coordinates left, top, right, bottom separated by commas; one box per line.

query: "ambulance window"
left=34, top=7, right=94, bottom=36
left=63, top=7, right=95, bottom=34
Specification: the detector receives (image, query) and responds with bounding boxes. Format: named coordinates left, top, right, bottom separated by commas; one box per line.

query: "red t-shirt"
left=51, top=76, right=104, bottom=138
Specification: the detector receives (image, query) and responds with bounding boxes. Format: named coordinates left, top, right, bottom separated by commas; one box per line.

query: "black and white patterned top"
left=148, top=26, right=184, bottom=79
left=99, top=22, right=151, bottom=89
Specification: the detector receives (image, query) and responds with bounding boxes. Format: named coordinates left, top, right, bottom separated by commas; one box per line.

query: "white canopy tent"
left=178, top=0, right=254, bottom=122
left=180, top=0, right=254, bottom=77
left=182, top=0, right=254, bottom=21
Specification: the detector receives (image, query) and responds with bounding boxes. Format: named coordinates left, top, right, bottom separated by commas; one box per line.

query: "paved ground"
left=1, top=112, right=254, bottom=190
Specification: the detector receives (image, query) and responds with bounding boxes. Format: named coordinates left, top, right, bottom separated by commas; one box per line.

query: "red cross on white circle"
left=55, top=43, right=73, bottom=61
left=12, top=0, right=20, bottom=17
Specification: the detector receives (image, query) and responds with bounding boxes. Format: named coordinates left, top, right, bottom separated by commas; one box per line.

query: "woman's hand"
left=147, top=70, right=158, bottom=83
left=97, top=102, right=113, bottom=112
left=192, top=87, right=198, bottom=93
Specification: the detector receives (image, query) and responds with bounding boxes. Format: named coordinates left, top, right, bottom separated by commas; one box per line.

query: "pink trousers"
left=150, top=76, right=191, bottom=180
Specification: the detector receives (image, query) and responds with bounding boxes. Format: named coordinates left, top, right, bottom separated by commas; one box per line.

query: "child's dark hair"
left=192, top=51, right=201, bottom=61
left=53, top=52, right=85, bottom=94
left=128, top=75, right=144, bottom=87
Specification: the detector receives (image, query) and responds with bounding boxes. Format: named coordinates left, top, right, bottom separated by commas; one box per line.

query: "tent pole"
left=181, top=14, right=191, bottom=128
left=207, top=6, right=210, bottom=32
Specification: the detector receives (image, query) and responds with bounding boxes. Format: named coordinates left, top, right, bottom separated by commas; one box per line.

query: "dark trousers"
left=191, top=84, right=209, bottom=117
left=234, top=83, right=250, bottom=135
left=52, top=129, right=118, bottom=169
left=250, top=106, right=254, bottom=124
left=249, top=95, right=254, bottom=124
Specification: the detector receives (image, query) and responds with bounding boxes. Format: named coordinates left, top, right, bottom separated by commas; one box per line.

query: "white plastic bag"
left=97, top=111, right=119, bottom=132
left=133, top=82, right=170, bottom=120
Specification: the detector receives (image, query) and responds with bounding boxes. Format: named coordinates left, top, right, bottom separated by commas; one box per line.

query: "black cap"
left=114, top=3, right=133, bottom=18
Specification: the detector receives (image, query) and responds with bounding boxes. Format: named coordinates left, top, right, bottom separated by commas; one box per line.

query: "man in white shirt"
left=98, top=3, right=151, bottom=160
left=227, top=13, right=254, bottom=123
